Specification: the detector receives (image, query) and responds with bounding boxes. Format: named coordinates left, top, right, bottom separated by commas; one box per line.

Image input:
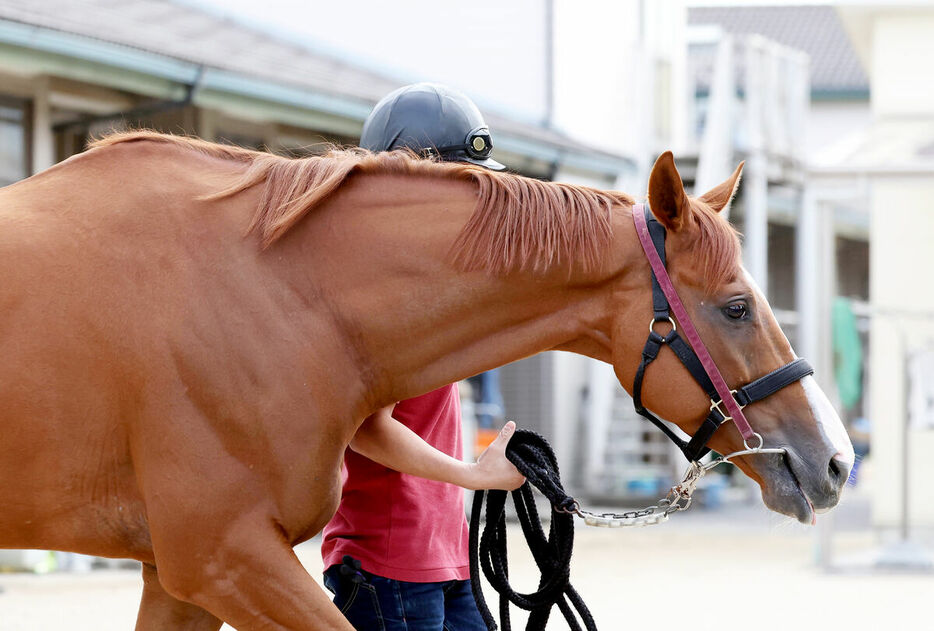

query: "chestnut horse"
left=0, top=131, right=853, bottom=630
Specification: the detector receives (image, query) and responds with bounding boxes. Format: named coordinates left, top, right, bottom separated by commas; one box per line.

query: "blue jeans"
left=323, top=564, right=487, bottom=631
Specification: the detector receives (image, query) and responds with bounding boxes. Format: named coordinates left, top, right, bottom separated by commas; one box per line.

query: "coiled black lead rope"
left=469, top=428, right=597, bottom=631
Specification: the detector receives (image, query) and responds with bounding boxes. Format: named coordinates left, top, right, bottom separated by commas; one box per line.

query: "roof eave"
left=0, top=17, right=635, bottom=179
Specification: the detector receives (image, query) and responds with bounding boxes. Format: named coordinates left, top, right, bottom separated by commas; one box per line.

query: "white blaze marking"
left=801, top=375, right=855, bottom=464
left=741, top=269, right=854, bottom=463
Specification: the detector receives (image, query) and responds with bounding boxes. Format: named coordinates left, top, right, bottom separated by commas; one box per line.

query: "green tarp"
left=832, top=297, right=863, bottom=409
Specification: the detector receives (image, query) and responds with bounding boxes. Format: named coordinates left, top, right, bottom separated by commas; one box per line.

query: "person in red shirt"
left=322, top=83, right=524, bottom=630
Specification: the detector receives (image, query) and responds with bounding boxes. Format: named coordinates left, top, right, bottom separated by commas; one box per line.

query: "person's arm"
left=349, top=405, right=526, bottom=491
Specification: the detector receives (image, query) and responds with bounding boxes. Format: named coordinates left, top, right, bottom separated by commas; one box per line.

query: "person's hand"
left=468, top=421, right=526, bottom=491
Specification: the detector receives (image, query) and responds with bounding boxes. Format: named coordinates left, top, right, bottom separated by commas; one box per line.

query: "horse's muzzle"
left=757, top=444, right=851, bottom=524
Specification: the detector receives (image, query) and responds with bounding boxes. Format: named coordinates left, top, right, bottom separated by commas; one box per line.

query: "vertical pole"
left=815, top=194, right=838, bottom=569
left=818, top=197, right=838, bottom=390
left=796, top=188, right=819, bottom=363
left=743, top=152, right=769, bottom=296
left=802, top=180, right=839, bottom=570
left=198, top=108, right=217, bottom=142
left=694, top=34, right=735, bottom=203
left=31, top=76, right=55, bottom=174
left=901, top=343, right=911, bottom=541
left=543, top=0, right=554, bottom=129
left=668, top=0, right=689, bottom=155
left=584, top=360, right=616, bottom=493
left=744, top=38, right=769, bottom=297
left=797, top=187, right=822, bottom=565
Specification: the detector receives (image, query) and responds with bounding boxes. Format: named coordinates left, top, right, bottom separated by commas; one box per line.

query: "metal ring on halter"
left=743, top=432, right=764, bottom=451
left=649, top=316, right=677, bottom=335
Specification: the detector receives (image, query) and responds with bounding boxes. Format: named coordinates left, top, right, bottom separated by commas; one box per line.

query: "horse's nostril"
left=828, top=458, right=840, bottom=477
left=827, top=455, right=850, bottom=487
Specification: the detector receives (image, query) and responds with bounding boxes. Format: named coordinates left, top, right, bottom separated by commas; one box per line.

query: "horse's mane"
left=89, top=131, right=738, bottom=285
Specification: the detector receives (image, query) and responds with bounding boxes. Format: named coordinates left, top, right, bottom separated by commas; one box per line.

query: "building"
left=0, top=0, right=634, bottom=183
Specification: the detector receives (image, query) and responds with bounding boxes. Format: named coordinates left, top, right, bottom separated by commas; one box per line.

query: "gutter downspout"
left=52, top=65, right=205, bottom=135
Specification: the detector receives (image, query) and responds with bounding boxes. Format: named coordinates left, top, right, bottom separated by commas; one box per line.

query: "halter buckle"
left=709, top=390, right=744, bottom=421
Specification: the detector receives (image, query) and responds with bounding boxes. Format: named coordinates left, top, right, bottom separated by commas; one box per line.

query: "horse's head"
left=611, top=152, right=854, bottom=524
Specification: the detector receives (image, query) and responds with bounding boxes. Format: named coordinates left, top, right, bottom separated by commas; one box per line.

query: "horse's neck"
left=276, top=173, right=635, bottom=408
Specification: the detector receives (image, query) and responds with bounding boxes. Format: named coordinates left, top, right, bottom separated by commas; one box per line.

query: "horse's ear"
left=698, top=161, right=744, bottom=213
left=647, top=151, right=692, bottom=232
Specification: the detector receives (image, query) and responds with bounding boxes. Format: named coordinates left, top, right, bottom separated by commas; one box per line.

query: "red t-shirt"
left=321, top=384, right=470, bottom=582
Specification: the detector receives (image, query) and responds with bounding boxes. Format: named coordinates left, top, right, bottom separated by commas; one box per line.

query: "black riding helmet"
left=360, top=83, right=505, bottom=170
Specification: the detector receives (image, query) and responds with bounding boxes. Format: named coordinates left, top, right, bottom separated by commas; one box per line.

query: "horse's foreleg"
left=150, top=519, right=353, bottom=631
left=136, top=563, right=223, bottom=631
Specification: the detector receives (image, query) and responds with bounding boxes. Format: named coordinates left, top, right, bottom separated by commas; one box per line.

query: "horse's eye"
left=724, top=303, right=748, bottom=320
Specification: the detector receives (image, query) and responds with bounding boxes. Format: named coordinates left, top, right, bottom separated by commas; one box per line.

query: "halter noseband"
left=631, top=203, right=814, bottom=462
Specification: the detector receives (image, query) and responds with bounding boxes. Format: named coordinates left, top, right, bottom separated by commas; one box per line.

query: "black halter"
left=632, top=205, right=814, bottom=462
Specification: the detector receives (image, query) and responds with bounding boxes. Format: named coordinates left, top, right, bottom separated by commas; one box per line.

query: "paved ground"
left=1, top=489, right=931, bottom=630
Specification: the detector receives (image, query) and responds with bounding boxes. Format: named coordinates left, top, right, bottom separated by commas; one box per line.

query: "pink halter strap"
left=631, top=204, right=754, bottom=440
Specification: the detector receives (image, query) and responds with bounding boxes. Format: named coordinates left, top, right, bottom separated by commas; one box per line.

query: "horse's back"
left=0, top=145, right=231, bottom=557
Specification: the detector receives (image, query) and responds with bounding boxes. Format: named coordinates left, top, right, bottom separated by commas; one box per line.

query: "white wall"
left=870, top=12, right=934, bottom=117
left=869, top=177, right=934, bottom=528
left=865, top=7, right=934, bottom=529
left=807, top=100, right=872, bottom=167
left=554, top=0, right=687, bottom=165
left=553, top=0, right=641, bottom=155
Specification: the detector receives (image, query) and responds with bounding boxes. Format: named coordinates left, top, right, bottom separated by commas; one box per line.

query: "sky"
left=188, top=0, right=550, bottom=122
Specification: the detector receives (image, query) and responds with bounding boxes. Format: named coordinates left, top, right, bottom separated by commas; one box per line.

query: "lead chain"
left=557, top=445, right=785, bottom=529
left=558, top=461, right=704, bottom=528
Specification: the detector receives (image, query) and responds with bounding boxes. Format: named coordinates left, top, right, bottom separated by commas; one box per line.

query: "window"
left=0, top=97, right=28, bottom=186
